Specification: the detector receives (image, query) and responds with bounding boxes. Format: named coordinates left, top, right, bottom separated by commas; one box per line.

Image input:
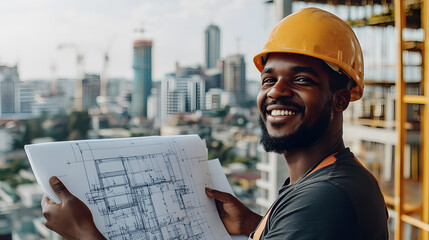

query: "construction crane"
left=96, top=37, right=116, bottom=114
left=57, top=43, right=85, bottom=111
left=100, top=37, right=115, bottom=98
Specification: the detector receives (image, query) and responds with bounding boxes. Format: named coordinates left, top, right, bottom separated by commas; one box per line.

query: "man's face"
left=257, top=53, right=334, bottom=153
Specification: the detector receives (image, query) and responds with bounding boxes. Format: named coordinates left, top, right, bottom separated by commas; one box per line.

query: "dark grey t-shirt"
left=257, top=148, right=388, bottom=240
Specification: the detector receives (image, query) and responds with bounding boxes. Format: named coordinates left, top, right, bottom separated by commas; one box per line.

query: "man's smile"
left=264, top=102, right=303, bottom=122
left=269, top=109, right=298, bottom=116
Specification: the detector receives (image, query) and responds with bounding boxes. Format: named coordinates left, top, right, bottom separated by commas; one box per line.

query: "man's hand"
left=205, top=188, right=262, bottom=236
left=41, top=176, right=106, bottom=240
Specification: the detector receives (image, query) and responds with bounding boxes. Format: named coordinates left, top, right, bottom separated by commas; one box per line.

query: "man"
left=42, top=7, right=388, bottom=239
left=205, top=7, right=388, bottom=239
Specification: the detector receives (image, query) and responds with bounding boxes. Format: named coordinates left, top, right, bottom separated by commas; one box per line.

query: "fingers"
left=49, top=176, right=72, bottom=201
left=41, top=194, right=51, bottom=208
left=41, top=194, right=50, bottom=215
left=41, top=194, right=54, bottom=228
left=205, top=188, right=235, bottom=203
left=41, top=194, right=56, bottom=214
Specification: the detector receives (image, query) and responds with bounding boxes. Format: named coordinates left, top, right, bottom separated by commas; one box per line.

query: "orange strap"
left=307, top=153, right=337, bottom=176
left=252, top=153, right=338, bottom=240
left=253, top=208, right=272, bottom=240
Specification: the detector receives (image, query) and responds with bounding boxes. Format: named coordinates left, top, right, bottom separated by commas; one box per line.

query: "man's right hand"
left=205, top=188, right=262, bottom=236
left=41, top=176, right=106, bottom=240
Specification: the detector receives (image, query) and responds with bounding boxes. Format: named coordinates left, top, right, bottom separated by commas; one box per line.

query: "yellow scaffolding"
left=394, top=0, right=406, bottom=239
left=395, top=0, right=429, bottom=239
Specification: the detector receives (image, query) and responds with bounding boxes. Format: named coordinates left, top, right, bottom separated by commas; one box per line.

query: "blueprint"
left=25, top=135, right=232, bottom=240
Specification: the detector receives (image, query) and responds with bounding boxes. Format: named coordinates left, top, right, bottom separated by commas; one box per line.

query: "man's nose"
left=267, top=79, right=293, bottom=99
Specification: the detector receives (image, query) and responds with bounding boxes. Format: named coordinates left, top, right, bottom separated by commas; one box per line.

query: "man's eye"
left=262, top=78, right=276, bottom=85
left=294, top=77, right=313, bottom=84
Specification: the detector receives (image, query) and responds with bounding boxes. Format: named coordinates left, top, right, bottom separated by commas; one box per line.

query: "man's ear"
left=332, top=89, right=351, bottom=113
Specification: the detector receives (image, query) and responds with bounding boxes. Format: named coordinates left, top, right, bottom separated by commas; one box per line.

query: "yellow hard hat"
left=253, top=7, right=364, bottom=101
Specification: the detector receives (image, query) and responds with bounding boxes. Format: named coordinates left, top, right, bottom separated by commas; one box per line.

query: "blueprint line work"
left=25, top=135, right=232, bottom=240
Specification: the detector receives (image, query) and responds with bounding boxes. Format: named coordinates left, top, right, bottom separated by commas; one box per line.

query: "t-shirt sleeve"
left=263, top=181, right=360, bottom=240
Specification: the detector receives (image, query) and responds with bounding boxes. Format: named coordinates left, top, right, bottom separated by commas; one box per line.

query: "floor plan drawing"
left=25, top=135, right=232, bottom=240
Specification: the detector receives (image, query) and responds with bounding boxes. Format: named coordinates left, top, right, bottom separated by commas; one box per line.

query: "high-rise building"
left=205, top=88, right=224, bottom=110
left=205, top=24, right=220, bottom=70
left=0, top=66, right=20, bottom=116
left=147, top=81, right=162, bottom=126
left=161, top=75, right=205, bottom=123
left=19, top=82, right=34, bottom=114
left=222, top=54, right=246, bottom=106
left=255, top=146, right=289, bottom=214
left=132, top=40, right=152, bottom=118
left=81, top=74, right=101, bottom=110
left=205, top=88, right=233, bottom=110
left=205, top=68, right=222, bottom=91
left=0, top=65, right=34, bottom=119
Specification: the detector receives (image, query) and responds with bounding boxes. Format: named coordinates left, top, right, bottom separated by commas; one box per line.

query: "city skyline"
left=0, top=0, right=273, bottom=82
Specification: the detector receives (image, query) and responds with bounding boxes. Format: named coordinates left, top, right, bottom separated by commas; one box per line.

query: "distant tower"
left=81, top=74, right=101, bottom=110
left=56, top=43, right=85, bottom=111
left=222, top=54, right=246, bottom=106
left=0, top=65, right=34, bottom=118
left=132, top=39, right=152, bottom=118
left=0, top=65, right=20, bottom=116
left=205, top=24, right=220, bottom=69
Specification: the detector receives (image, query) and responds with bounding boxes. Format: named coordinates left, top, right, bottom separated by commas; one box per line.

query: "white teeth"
left=270, top=110, right=297, bottom=116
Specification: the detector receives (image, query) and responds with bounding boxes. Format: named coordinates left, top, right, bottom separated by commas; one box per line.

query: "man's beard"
left=259, top=104, right=331, bottom=154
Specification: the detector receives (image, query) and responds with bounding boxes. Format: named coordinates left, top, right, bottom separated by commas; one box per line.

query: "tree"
left=67, top=111, right=90, bottom=140
left=21, top=118, right=46, bottom=145
left=207, top=139, right=224, bottom=161
left=219, top=145, right=236, bottom=166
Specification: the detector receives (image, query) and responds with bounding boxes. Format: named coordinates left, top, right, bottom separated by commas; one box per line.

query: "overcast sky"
left=0, top=0, right=280, bottom=81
